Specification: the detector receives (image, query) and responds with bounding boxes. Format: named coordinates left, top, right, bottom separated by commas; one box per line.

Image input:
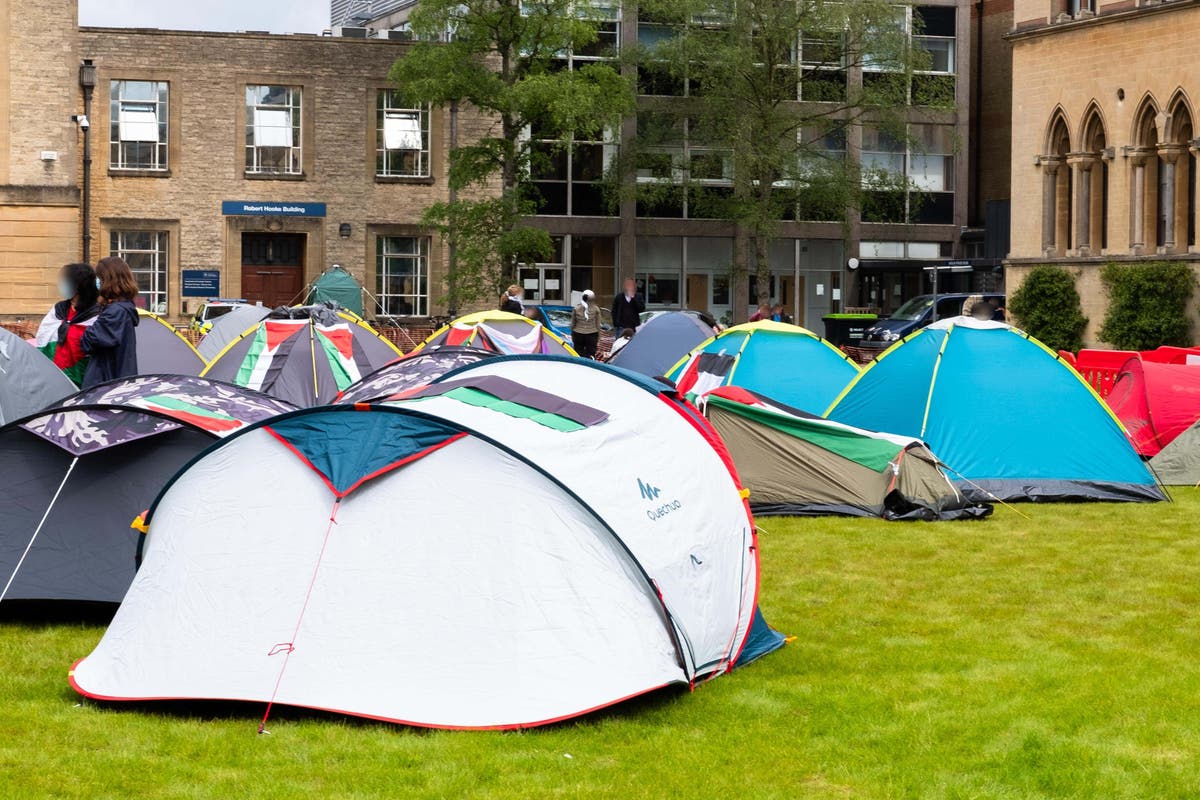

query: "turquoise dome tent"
left=825, top=317, right=1165, bottom=503
left=665, top=321, right=859, bottom=414
left=307, top=265, right=365, bottom=317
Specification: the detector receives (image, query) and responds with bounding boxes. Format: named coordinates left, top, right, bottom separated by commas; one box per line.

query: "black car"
left=860, top=293, right=1006, bottom=349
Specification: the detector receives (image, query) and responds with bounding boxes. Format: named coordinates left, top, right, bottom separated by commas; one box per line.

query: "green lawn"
left=3, top=490, right=1200, bottom=799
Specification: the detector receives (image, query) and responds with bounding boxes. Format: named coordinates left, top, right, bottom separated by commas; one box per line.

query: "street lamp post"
left=923, top=261, right=973, bottom=322
left=78, top=59, right=97, bottom=263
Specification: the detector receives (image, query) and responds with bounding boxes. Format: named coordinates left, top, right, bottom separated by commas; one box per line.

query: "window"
left=861, top=124, right=955, bottom=224
left=529, top=122, right=618, bottom=216
left=377, top=91, right=430, bottom=178
left=110, top=230, right=168, bottom=313
left=246, top=85, right=302, bottom=175
left=376, top=236, right=429, bottom=316
left=109, top=80, right=168, bottom=171
left=634, top=236, right=682, bottom=307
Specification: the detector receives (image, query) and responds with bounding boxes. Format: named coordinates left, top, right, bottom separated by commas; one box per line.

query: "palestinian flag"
left=315, top=323, right=365, bottom=392
left=133, top=394, right=245, bottom=436
left=234, top=319, right=307, bottom=393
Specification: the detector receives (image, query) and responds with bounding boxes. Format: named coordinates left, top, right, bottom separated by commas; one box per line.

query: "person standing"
left=500, top=284, right=524, bottom=314
left=770, top=303, right=793, bottom=324
left=39, top=263, right=101, bottom=386
left=571, top=289, right=601, bottom=359
left=611, top=277, right=645, bottom=333
left=749, top=303, right=771, bottom=322
left=81, top=256, right=140, bottom=389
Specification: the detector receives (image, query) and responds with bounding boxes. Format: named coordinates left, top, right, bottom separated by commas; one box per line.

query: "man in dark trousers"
left=611, top=277, right=646, bottom=334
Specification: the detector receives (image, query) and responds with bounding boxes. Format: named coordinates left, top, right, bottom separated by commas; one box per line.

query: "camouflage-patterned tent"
left=336, top=347, right=497, bottom=405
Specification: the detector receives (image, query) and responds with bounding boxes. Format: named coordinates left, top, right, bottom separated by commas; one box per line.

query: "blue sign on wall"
left=221, top=200, right=327, bottom=217
left=182, top=270, right=221, bottom=297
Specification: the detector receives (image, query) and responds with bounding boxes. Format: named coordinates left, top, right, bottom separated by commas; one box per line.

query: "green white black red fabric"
left=70, top=358, right=782, bottom=729
left=201, top=308, right=400, bottom=407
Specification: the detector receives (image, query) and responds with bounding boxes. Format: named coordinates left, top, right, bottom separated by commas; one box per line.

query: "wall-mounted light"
left=339, top=223, right=352, bottom=239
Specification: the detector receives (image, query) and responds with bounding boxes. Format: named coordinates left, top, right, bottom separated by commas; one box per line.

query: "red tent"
left=1107, top=356, right=1200, bottom=456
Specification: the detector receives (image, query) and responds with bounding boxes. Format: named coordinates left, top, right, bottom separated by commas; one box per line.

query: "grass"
left=3, top=490, right=1200, bottom=799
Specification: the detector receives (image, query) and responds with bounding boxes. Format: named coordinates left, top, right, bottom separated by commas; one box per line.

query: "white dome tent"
left=70, top=359, right=782, bottom=729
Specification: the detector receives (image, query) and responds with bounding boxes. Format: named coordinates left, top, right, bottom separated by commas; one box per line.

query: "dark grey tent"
left=136, top=311, right=207, bottom=376
left=608, top=311, right=714, bottom=377
left=0, top=376, right=294, bottom=604
left=0, top=326, right=76, bottom=424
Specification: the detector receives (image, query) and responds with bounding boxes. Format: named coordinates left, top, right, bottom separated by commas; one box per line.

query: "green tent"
left=307, top=266, right=364, bottom=317
left=702, top=386, right=991, bottom=521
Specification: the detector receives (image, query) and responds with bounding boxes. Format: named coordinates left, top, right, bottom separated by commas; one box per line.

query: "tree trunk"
left=753, top=232, right=772, bottom=307
left=732, top=223, right=750, bottom=324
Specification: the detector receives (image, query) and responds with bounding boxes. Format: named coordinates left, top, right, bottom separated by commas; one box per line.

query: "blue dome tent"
left=825, top=317, right=1165, bottom=503
left=665, top=321, right=859, bottom=414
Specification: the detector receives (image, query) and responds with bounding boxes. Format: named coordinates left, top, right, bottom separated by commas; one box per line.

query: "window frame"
left=245, top=84, right=304, bottom=177
left=376, top=91, right=432, bottom=179
left=109, top=228, right=170, bottom=314
left=109, top=79, right=169, bottom=172
left=376, top=234, right=431, bottom=318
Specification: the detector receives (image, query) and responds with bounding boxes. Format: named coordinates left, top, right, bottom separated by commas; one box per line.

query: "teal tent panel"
left=267, top=409, right=462, bottom=497
left=926, top=329, right=1155, bottom=486
left=826, top=329, right=946, bottom=433
left=308, top=268, right=364, bottom=316
left=731, top=331, right=859, bottom=414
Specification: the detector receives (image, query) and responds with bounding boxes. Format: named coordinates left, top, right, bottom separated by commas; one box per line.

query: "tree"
left=390, top=0, right=635, bottom=310
left=627, top=0, right=948, bottom=318
left=1098, top=262, right=1196, bottom=350
left=1008, top=265, right=1088, bottom=353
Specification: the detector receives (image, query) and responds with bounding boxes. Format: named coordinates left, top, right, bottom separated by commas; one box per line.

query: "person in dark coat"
left=611, top=277, right=645, bottom=332
left=81, top=256, right=140, bottom=389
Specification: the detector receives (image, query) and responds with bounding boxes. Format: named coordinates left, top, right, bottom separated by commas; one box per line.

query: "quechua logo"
left=638, top=478, right=681, bottom=521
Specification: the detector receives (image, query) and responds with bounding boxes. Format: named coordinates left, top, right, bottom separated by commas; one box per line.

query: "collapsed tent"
left=666, top=321, right=859, bottom=414
left=826, top=317, right=1165, bottom=503
left=1150, top=418, right=1200, bottom=485
left=417, top=311, right=577, bottom=356
left=201, top=305, right=401, bottom=407
left=336, top=347, right=497, bottom=404
left=0, top=376, right=294, bottom=604
left=1106, top=356, right=1200, bottom=457
left=702, top=387, right=990, bottom=520
left=197, top=304, right=271, bottom=361
left=70, top=357, right=782, bottom=729
left=136, top=310, right=207, bottom=376
left=609, top=311, right=714, bottom=377
left=306, top=265, right=365, bottom=317
left=0, top=326, right=76, bottom=425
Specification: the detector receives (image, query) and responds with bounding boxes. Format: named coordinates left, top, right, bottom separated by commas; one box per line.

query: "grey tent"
left=200, top=305, right=401, bottom=407
left=197, top=304, right=271, bottom=361
left=307, top=265, right=365, bottom=317
left=136, top=310, right=207, bottom=376
left=608, top=311, right=714, bottom=377
left=0, top=375, right=294, bottom=604
left=1150, top=419, right=1200, bottom=485
left=702, top=386, right=991, bottom=521
left=0, top=326, right=75, bottom=425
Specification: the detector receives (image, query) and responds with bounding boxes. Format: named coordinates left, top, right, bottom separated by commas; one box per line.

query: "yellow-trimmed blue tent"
left=825, top=316, right=1165, bottom=503
left=665, top=321, right=859, bottom=415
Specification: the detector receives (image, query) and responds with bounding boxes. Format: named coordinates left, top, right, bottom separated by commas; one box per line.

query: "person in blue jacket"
left=81, top=256, right=140, bottom=388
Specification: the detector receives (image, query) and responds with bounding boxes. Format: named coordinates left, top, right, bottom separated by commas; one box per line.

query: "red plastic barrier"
left=1070, top=349, right=1138, bottom=398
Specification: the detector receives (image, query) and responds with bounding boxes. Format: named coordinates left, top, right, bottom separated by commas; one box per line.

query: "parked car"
left=189, top=299, right=250, bottom=335
left=860, top=293, right=1006, bottom=349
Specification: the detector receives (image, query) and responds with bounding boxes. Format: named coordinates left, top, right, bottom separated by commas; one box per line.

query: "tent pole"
left=0, top=457, right=79, bottom=604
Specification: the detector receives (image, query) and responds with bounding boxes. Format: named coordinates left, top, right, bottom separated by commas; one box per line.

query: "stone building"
left=1007, top=0, right=1200, bottom=344
left=1, top=0, right=467, bottom=325
left=346, top=0, right=990, bottom=331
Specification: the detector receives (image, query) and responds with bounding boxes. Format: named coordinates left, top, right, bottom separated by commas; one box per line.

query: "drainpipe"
left=78, top=59, right=97, bottom=263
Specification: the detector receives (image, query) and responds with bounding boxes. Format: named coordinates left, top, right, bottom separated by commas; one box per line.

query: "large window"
left=376, top=236, right=429, bottom=317
left=634, top=236, right=682, bottom=307
left=862, top=6, right=956, bottom=106
left=529, top=124, right=619, bottom=216
left=861, top=124, right=955, bottom=224
left=110, top=230, right=168, bottom=313
left=109, top=80, right=168, bottom=171
left=634, top=112, right=733, bottom=219
left=377, top=91, right=430, bottom=178
left=245, top=85, right=302, bottom=175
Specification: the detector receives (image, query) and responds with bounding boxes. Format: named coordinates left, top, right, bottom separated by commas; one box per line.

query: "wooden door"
left=687, top=274, right=709, bottom=312
left=241, top=233, right=305, bottom=308
left=779, top=275, right=805, bottom=326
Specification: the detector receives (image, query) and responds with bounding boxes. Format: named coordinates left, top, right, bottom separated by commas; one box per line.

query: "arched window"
left=1163, top=93, right=1194, bottom=252
left=1071, top=106, right=1108, bottom=255
left=1040, top=112, right=1071, bottom=257
left=1127, top=99, right=1160, bottom=254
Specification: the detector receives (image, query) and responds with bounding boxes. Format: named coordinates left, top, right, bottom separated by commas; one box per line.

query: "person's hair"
left=506, top=284, right=522, bottom=297
left=621, top=327, right=635, bottom=337
left=772, top=303, right=783, bottom=310
left=623, top=276, right=635, bottom=284
left=95, top=256, right=140, bottom=303
left=758, top=303, right=770, bottom=311
left=61, top=262, right=98, bottom=308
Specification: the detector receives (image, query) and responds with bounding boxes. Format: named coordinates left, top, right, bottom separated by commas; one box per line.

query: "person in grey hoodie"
left=81, top=256, right=140, bottom=388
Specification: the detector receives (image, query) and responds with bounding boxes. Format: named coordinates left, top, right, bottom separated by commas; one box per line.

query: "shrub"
left=1098, top=262, right=1197, bottom=351
left=1008, top=265, right=1089, bottom=353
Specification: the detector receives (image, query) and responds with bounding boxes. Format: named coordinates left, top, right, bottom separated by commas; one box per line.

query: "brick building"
left=1007, top=0, right=1200, bottom=344
left=350, top=0, right=992, bottom=332
left=2, top=0, right=468, bottom=325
